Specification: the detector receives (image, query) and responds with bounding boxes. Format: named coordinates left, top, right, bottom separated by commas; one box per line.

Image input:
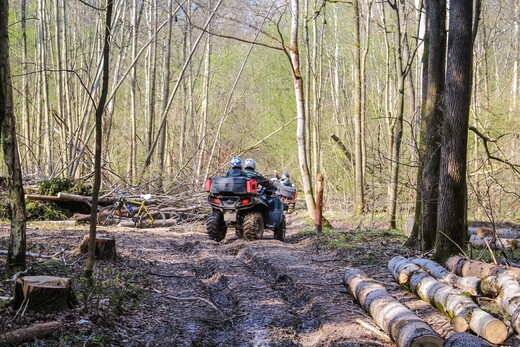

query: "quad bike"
left=274, top=182, right=298, bottom=214
left=205, top=176, right=286, bottom=242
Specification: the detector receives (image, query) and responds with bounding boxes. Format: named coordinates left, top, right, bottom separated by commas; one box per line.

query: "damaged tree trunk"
left=408, top=257, right=480, bottom=295
left=445, top=255, right=520, bottom=281
left=13, top=276, right=77, bottom=312
left=343, top=267, right=444, bottom=347
left=389, top=256, right=508, bottom=344
left=479, top=273, right=520, bottom=334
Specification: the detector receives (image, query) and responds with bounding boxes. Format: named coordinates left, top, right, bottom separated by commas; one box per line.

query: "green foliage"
left=25, top=201, right=71, bottom=221
left=37, top=178, right=91, bottom=196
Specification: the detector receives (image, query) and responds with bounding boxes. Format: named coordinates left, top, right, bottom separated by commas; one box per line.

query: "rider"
left=280, top=172, right=293, bottom=187
left=243, top=158, right=275, bottom=191
left=226, top=157, right=247, bottom=177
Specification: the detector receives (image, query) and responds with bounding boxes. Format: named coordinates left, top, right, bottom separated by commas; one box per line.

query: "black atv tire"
left=242, top=212, right=264, bottom=241
left=274, top=215, right=286, bottom=241
left=207, top=213, right=227, bottom=241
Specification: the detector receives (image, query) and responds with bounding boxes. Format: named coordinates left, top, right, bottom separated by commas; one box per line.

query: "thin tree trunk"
left=352, top=0, right=365, bottom=215
left=39, top=0, right=52, bottom=176
left=85, top=0, right=113, bottom=281
left=145, top=0, right=158, bottom=171
left=157, top=0, right=175, bottom=190
left=1, top=0, right=27, bottom=276
left=21, top=0, right=31, bottom=172
left=289, top=0, right=316, bottom=219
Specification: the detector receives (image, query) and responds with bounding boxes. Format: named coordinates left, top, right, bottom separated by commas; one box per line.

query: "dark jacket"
left=243, top=168, right=274, bottom=190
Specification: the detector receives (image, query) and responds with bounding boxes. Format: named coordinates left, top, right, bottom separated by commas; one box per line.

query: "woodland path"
left=3, top=213, right=520, bottom=346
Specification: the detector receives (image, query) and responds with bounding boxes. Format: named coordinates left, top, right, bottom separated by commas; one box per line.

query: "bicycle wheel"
left=98, top=205, right=123, bottom=226
left=138, top=210, right=166, bottom=228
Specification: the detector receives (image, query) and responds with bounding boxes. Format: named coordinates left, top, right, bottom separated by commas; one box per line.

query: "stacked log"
left=445, top=255, right=520, bottom=281
left=389, top=256, right=508, bottom=345
left=408, top=258, right=480, bottom=295
left=343, top=268, right=443, bottom=347
left=469, top=234, right=519, bottom=250
left=468, top=226, right=520, bottom=239
left=479, top=274, right=520, bottom=334
left=444, top=332, right=492, bottom=347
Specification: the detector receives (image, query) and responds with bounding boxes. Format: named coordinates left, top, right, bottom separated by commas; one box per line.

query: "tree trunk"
left=445, top=255, right=520, bottom=281
left=444, top=332, right=492, bottom=347
left=1, top=0, right=27, bottom=276
left=434, top=0, right=474, bottom=263
left=352, top=0, right=365, bottom=215
left=479, top=273, right=520, bottom=334
left=21, top=0, right=31, bottom=172
left=0, top=321, right=62, bottom=346
left=13, top=275, right=77, bottom=312
left=389, top=256, right=508, bottom=344
left=289, top=0, right=316, bottom=220
left=343, top=267, right=444, bottom=347
left=408, top=257, right=480, bottom=295
left=421, top=0, right=446, bottom=251
left=85, top=0, right=114, bottom=281
left=469, top=234, right=519, bottom=250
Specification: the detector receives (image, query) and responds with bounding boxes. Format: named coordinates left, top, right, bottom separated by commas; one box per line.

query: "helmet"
left=281, top=172, right=290, bottom=180
left=244, top=158, right=256, bottom=170
left=230, top=157, right=242, bottom=169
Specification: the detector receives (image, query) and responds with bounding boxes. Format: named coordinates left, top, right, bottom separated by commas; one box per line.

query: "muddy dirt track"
left=2, top=212, right=520, bottom=346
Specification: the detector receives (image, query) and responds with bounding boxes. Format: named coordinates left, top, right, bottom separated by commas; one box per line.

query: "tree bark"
left=343, top=267, right=444, bottom=347
left=479, top=273, right=520, bottom=334
left=445, top=255, right=520, bottom=281
left=0, top=321, right=61, bottom=346
left=421, top=0, right=446, bottom=250
left=1, top=0, right=27, bottom=276
left=289, top=0, right=316, bottom=220
left=469, top=234, right=519, bottom=250
left=444, top=332, right=492, bottom=347
left=389, top=256, right=508, bottom=344
left=85, top=0, right=114, bottom=281
left=13, top=275, right=77, bottom=312
left=433, top=0, right=474, bottom=263
left=408, top=257, right=480, bottom=295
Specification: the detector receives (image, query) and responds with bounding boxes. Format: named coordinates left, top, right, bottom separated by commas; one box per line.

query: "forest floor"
left=1, top=210, right=520, bottom=346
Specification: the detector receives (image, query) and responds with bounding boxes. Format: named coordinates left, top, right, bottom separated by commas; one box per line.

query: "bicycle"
left=97, top=189, right=166, bottom=227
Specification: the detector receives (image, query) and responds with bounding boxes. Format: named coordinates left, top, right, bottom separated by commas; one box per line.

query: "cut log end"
left=451, top=315, right=470, bottom=332
left=410, top=334, right=444, bottom=347
left=482, top=319, right=509, bottom=345
left=13, top=276, right=77, bottom=312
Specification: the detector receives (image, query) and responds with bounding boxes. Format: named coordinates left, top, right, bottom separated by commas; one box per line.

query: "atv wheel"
left=206, top=213, right=227, bottom=241
left=242, top=212, right=264, bottom=241
left=273, top=215, right=286, bottom=241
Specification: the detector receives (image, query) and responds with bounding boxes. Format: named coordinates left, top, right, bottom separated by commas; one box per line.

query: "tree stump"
left=78, top=234, right=117, bottom=260
left=13, top=276, right=77, bottom=312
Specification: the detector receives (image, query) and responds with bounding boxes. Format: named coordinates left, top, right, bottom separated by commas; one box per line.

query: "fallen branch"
left=167, top=295, right=221, bottom=314
left=0, top=249, right=51, bottom=259
left=0, top=321, right=61, bottom=345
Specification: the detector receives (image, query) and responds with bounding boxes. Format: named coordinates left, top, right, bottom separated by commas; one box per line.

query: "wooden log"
left=343, top=267, right=443, bottom=347
left=480, top=273, right=520, bottom=334
left=469, top=234, right=519, bottom=250
left=408, top=258, right=480, bottom=295
left=468, top=226, right=520, bottom=239
left=389, top=256, right=508, bottom=344
left=0, top=321, right=61, bottom=345
left=13, top=276, right=77, bottom=312
left=445, top=255, right=520, bottom=281
left=444, top=332, right=492, bottom=347
left=77, top=234, right=116, bottom=260
left=119, top=218, right=177, bottom=228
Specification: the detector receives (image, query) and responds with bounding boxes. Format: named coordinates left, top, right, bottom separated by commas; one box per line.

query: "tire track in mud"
left=138, top=216, right=394, bottom=347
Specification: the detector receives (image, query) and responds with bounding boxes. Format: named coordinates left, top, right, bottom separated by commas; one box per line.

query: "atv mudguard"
left=266, top=196, right=285, bottom=228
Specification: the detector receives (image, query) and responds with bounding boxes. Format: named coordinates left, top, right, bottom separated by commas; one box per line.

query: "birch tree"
left=1, top=0, right=27, bottom=276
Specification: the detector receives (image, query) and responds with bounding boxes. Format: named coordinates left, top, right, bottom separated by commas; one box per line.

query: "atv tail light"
left=246, top=180, right=258, bottom=194
left=294, top=191, right=298, bottom=199
left=212, top=197, right=221, bottom=204
left=241, top=198, right=251, bottom=205
left=205, top=178, right=212, bottom=192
